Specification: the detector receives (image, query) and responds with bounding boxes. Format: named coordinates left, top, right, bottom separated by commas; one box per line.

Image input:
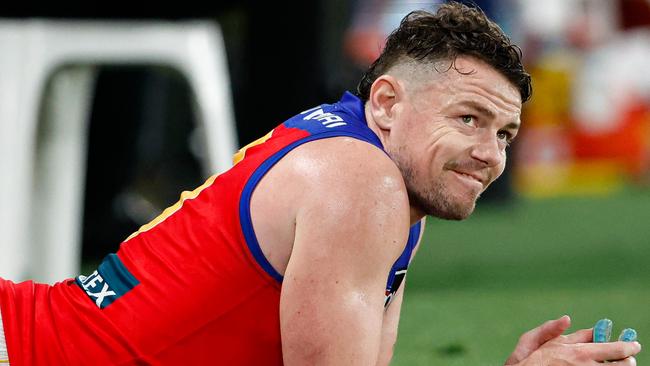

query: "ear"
left=368, top=75, right=402, bottom=130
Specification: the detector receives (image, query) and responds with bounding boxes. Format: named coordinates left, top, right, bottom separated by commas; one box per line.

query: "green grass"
left=393, top=188, right=650, bottom=365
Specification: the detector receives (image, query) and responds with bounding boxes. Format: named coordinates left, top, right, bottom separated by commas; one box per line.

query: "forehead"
left=400, top=56, right=522, bottom=115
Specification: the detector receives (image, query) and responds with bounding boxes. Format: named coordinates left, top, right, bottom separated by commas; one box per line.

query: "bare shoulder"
left=251, top=136, right=411, bottom=276
left=259, top=136, right=409, bottom=208
left=289, top=137, right=409, bottom=218
left=289, top=137, right=411, bottom=259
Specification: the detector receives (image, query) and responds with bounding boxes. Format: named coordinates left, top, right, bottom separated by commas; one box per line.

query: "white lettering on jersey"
left=88, top=283, right=117, bottom=307
left=302, top=108, right=347, bottom=128
left=78, top=270, right=117, bottom=308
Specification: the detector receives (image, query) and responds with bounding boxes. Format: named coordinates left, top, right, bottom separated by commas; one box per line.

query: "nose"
left=469, top=131, right=504, bottom=168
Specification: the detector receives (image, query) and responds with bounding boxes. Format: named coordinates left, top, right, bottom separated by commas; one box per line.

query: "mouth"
left=451, top=170, right=485, bottom=189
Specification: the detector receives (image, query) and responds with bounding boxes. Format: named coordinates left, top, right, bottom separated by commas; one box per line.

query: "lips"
left=451, top=170, right=486, bottom=188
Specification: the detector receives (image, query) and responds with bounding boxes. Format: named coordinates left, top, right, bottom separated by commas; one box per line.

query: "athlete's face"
left=383, top=56, right=522, bottom=220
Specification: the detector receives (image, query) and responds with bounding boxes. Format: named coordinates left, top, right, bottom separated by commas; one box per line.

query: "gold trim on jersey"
left=232, top=129, right=274, bottom=165
left=125, top=174, right=218, bottom=241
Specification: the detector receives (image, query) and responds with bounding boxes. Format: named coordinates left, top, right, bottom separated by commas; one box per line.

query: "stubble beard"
left=393, top=153, right=479, bottom=221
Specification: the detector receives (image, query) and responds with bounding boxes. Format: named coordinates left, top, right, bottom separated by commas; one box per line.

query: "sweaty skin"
left=249, top=55, right=519, bottom=365
left=250, top=56, right=642, bottom=365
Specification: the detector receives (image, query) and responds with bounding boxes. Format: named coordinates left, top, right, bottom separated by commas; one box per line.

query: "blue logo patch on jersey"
left=75, top=253, right=140, bottom=309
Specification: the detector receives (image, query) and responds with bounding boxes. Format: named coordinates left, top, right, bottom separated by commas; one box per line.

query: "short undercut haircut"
left=357, top=2, right=531, bottom=103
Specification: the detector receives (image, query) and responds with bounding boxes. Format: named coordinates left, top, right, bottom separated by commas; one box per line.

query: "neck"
left=365, top=103, right=425, bottom=226
left=410, top=206, right=426, bottom=226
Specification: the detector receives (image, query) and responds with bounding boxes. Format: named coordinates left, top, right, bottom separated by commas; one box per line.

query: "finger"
left=522, top=315, right=571, bottom=346
left=562, top=328, right=593, bottom=344
left=582, top=341, right=642, bottom=362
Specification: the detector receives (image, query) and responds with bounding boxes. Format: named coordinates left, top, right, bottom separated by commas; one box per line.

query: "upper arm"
left=280, top=137, right=411, bottom=365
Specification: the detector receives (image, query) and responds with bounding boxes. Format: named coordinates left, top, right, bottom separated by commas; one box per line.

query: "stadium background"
left=1, top=0, right=649, bottom=364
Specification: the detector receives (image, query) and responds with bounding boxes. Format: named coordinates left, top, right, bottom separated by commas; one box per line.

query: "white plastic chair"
left=0, top=19, right=237, bottom=283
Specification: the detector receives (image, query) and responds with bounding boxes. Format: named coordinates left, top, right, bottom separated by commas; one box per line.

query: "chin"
left=410, top=190, right=477, bottom=221
left=403, top=169, right=482, bottom=220
left=431, top=203, right=475, bottom=221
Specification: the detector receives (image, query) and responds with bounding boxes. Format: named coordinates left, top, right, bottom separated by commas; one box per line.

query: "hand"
left=505, top=315, right=572, bottom=364
left=505, top=315, right=642, bottom=365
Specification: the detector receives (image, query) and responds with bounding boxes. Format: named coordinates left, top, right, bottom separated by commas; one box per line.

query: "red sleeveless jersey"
left=0, top=92, right=421, bottom=365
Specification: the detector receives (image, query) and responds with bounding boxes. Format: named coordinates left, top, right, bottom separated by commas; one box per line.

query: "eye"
left=497, top=131, right=513, bottom=145
left=460, top=115, right=475, bottom=125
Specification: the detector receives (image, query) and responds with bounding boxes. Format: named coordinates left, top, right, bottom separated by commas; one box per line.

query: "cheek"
left=491, top=158, right=507, bottom=182
left=428, top=130, right=468, bottom=159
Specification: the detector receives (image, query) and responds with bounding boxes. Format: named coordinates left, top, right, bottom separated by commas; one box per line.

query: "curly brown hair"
left=356, top=2, right=531, bottom=103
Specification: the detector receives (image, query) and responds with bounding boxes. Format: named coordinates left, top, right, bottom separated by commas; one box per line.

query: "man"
left=0, top=2, right=642, bottom=365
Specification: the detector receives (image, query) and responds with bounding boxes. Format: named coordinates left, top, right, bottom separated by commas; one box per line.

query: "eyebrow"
left=459, top=100, right=520, bottom=130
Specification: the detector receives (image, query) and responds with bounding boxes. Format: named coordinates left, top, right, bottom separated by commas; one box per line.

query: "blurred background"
left=0, top=0, right=649, bottom=364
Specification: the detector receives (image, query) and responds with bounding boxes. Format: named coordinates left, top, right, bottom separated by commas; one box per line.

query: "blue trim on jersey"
left=284, top=92, right=384, bottom=150
left=338, top=91, right=368, bottom=121
left=385, top=221, right=422, bottom=292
